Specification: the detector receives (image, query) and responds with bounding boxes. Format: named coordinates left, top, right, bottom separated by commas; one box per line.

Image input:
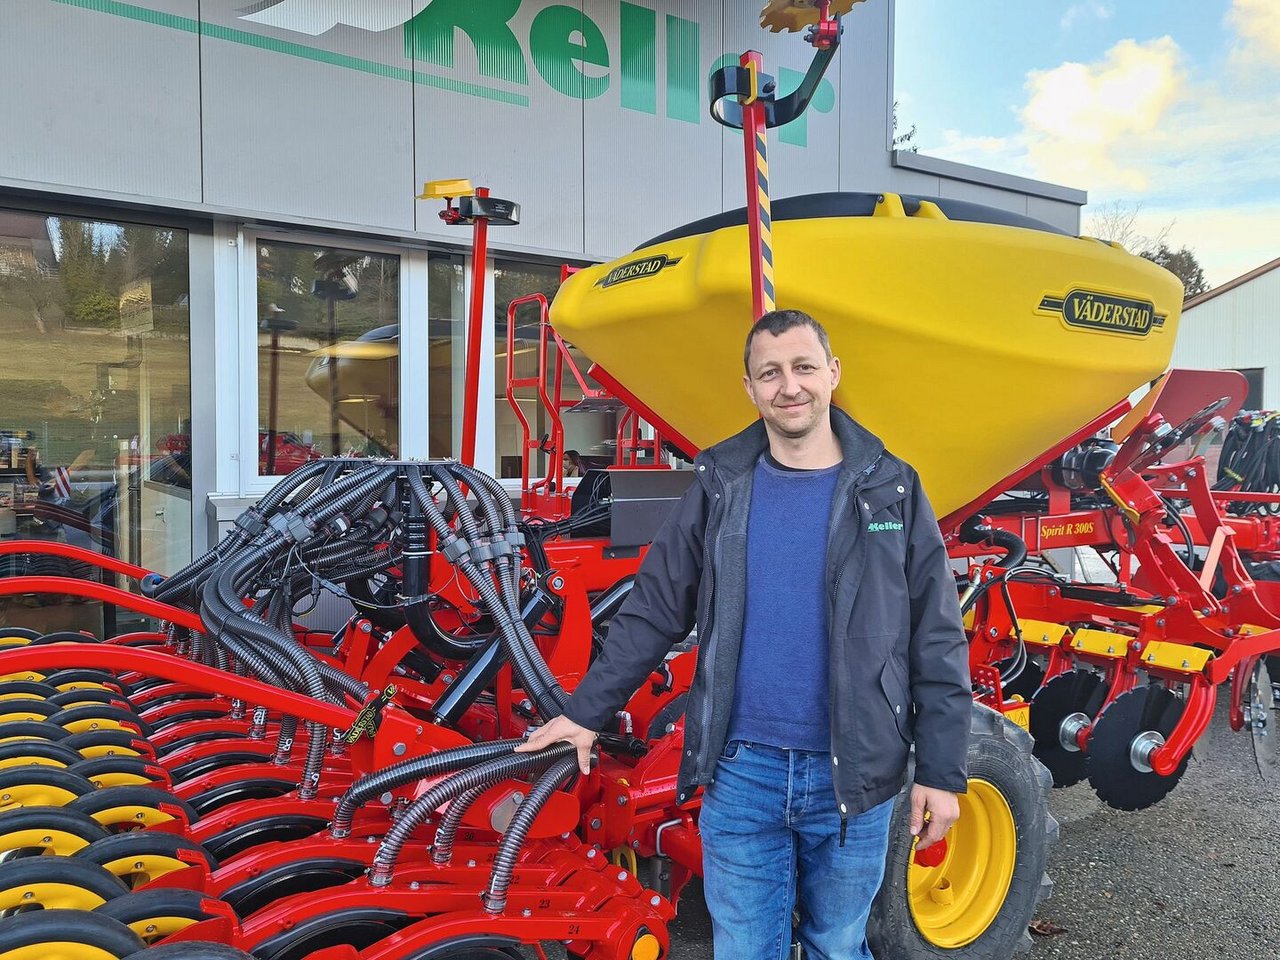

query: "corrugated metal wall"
left=0, top=0, right=1081, bottom=257
left=1172, top=265, right=1280, bottom=408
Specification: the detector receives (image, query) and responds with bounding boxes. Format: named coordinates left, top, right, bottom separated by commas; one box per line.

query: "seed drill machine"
left=0, top=2, right=1275, bottom=959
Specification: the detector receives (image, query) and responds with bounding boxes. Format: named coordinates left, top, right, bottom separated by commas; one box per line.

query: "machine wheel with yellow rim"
left=0, top=908, right=144, bottom=959
left=868, top=703, right=1055, bottom=958
left=95, top=887, right=224, bottom=944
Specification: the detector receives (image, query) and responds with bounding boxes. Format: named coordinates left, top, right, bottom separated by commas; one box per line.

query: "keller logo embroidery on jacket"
left=867, top=521, right=904, bottom=532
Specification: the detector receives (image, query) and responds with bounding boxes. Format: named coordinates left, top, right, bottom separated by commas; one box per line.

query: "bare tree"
left=1085, top=200, right=1171, bottom=254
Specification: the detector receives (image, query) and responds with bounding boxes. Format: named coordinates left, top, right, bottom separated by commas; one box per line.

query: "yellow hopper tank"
left=550, top=192, right=1183, bottom=519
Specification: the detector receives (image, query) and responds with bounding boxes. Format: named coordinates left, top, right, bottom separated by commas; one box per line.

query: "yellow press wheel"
left=906, top=779, right=1016, bottom=947
left=868, top=704, right=1056, bottom=959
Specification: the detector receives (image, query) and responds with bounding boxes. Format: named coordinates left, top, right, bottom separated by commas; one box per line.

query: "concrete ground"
left=664, top=705, right=1278, bottom=959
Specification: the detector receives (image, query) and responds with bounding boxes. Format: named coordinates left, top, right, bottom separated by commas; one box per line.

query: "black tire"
left=124, top=944, right=255, bottom=960
left=0, top=805, right=109, bottom=855
left=49, top=687, right=137, bottom=711
left=0, top=764, right=96, bottom=807
left=71, top=755, right=170, bottom=788
left=43, top=669, right=129, bottom=694
left=0, top=854, right=130, bottom=909
left=188, top=777, right=295, bottom=816
left=867, top=703, right=1056, bottom=960
left=35, top=630, right=102, bottom=645
left=0, top=680, right=58, bottom=699
left=401, top=942, right=522, bottom=957
left=48, top=704, right=153, bottom=737
left=95, top=887, right=222, bottom=943
left=222, top=858, right=366, bottom=918
left=169, top=751, right=271, bottom=784
left=0, top=909, right=143, bottom=957
left=0, top=628, right=41, bottom=643
left=0, top=697, right=61, bottom=721
left=64, top=729, right=156, bottom=759
left=252, top=907, right=412, bottom=960
left=70, top=785, right=199, bottom=829
left=203, top=814, right=328, bottom=862
left=77, top=829, right=219, bottom=885
left=403, top=941, right=525, bottom=960
left=155, top=727, right=250, bottom=758
left=0, top=719, right=72, bottom=742
left=0, top=737, right=82, bottom=766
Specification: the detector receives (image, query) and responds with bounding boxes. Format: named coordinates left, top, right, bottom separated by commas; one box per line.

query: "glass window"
left=255, top=241, right=400, bottom=472
left=428, top=252, right=465, bottom=459
left=493, top=259, right=615, bottom=480
left=0, top=209, right=191, bottom=636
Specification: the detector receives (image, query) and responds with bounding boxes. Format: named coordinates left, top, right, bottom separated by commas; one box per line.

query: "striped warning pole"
left=740, top=50, right=776, bottom=321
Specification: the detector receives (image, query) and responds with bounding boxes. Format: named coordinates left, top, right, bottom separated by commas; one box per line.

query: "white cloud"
left=1020, top=37, right=1185, bottom=193
left=1228, top=0, right=1280, bottom=62
left=1060, top=2, right=1114, bottom=32
left=919, top=18, right=1279, bottom=288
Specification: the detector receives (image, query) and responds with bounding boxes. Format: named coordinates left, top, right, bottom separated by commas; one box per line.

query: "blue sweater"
left=726, top=453, right=839, bottom=752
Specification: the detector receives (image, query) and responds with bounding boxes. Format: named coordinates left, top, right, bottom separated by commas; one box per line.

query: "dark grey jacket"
left=563, top=407, right=971, bottom=817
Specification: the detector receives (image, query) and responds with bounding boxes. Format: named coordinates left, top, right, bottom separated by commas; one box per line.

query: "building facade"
left=1171, top=257, right=1280, bottom=411
left=0, top=0, right=1084, bottom=634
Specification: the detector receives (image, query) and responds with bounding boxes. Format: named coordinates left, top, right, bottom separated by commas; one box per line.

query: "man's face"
left=743, top=325, right=841, bottom=441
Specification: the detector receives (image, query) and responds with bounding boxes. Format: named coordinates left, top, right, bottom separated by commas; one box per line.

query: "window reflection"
left=256, top=241, right=400, bottom=470
left=0, top=209, right=191, bottom=635
left=428, top=253, right=464, bottom=459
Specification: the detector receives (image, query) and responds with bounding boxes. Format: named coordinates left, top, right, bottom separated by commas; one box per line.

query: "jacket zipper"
left=696, top=515, right=722, bottom=783
left=829, top=463, right=897, bottom=844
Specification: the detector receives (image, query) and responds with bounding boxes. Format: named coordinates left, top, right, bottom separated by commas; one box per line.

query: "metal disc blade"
left=1086, top=685, right=1188, bottom=811
left=1029, top=670, right=1106, bottom=787
left=1248, top=659, right=1280, bottom=783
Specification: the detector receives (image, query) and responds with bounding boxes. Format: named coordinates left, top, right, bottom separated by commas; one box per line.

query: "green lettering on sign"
left=665, top=14, right=700, bottom=123
left=404, top=0, right=527, bottom=86
left=530, top=5, right=610, bottom=99
left=620, top=2, right=657, bottom=114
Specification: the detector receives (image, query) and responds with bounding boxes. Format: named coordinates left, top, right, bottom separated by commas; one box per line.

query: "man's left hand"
left=910, top=784, right=960, bottom=851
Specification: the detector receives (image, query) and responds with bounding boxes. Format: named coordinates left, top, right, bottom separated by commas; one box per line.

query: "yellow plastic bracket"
left=1070, top=628, right=1129, bottom=659
left=418, top=178, right=474, bottom=200
left=742, top=58, right=760, bottom=105
left=1141, top=641, right=1212, bottom=674
left=912, top=199, right=949, bottom=221
left=1017, top=619, right=1070, bottom=649
left=873, top=193, right=907, bottom=218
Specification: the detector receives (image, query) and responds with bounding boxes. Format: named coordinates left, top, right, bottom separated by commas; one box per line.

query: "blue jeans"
left=699, top=740, right=895, bottom=960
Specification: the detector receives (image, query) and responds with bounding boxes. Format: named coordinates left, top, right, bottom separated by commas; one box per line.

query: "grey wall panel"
left=411, top=1, right=585, bottom=255
left=1026, top=195, right=1080, bottom=235
left=583, top=0, right=723, bottom=256
left=200, top=2, right=416, bottom=229
left=0, top=1, right=201, bottom=201
left=720, top=3, right=846, bottom=211
left=837, top=0, right=894, bottom=193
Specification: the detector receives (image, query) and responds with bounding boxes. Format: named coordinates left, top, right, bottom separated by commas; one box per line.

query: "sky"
left=894, top=0, right=1279, bottom=287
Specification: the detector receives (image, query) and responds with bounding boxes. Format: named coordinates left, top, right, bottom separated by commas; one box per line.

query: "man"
left=520, top=309, right=971, bottom=958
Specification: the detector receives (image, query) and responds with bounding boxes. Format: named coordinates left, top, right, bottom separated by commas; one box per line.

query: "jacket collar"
left=696, top=405, right=886, bottom=482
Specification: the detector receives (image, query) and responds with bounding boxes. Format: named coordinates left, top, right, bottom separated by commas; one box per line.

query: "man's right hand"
left=515, top=714, right=597, bottom=775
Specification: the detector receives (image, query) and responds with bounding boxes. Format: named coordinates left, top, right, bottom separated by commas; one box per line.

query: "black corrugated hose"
left=328, top=737, right=524, bottom=838
left=483, top=752, right=581, bottom=913
left=369, top=743, right=575, bottom=884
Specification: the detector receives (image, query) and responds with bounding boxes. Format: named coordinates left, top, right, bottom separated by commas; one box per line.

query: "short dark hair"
left=743, top=309, right=833, bottom=372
